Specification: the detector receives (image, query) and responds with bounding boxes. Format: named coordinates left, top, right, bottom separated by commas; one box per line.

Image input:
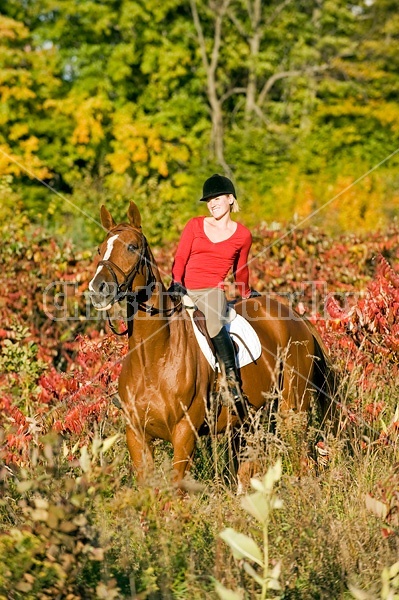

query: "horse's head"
left=89, top=202, right=151, bottom=310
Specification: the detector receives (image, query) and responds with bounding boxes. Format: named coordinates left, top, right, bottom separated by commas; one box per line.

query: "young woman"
left=168, top=174, right=260, bottom=403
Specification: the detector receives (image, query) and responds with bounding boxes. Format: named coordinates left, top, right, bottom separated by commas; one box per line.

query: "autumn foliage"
left=0, top=219, right=125, bottom=465
left=1, top=218, right=399, bottom=598
left=1, top=218, right=398, bottom=467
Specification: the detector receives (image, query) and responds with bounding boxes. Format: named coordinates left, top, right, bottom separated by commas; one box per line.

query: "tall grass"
left=1, top=368, right=398, bottom=599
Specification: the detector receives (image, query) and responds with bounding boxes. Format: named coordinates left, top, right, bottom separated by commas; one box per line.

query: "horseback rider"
left=168, top=174, right=260, bottom=404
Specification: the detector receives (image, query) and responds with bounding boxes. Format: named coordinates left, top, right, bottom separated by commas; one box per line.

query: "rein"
left=99, top=233, right=180, bottom=336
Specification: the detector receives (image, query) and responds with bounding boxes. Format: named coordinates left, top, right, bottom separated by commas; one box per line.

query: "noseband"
left=98, top=231, right=177, bottom=335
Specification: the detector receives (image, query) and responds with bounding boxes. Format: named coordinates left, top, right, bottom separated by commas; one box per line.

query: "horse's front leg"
left=126, top=425, right=154, bottom=485
left=232, top=424, right=262, bottom=495
left=171, top=417, right=198, bottom=491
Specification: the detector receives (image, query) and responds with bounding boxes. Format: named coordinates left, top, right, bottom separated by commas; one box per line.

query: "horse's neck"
left=127, top=250, right=172, bottom=348
left=126, top=301, right=187, bottom=373
left=126, top=246, right=195, bottom=361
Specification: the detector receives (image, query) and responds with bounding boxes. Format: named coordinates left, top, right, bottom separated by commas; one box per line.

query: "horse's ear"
left=127, top=201, right=142, bottom=228
left=100, top=205, right=116, bottom=231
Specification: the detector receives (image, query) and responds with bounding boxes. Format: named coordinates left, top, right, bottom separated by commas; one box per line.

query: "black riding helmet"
left=200, top=174, right=236, bottom=202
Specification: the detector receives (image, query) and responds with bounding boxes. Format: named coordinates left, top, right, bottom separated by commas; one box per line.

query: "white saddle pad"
left=183, top=296, right=262, bottom=371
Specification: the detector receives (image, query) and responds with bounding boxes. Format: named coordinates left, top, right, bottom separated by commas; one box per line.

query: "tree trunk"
left=244, top=0, right=262, bottom=119
left=190, top=0, right=231, bottom=174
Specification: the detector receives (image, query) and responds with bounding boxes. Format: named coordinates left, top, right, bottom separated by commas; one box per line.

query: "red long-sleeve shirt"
left=172, top=216, right=252, bottom=297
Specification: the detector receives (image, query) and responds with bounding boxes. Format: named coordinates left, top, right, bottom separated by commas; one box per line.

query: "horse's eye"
left=97, top=247, right=101, bottom=255
left=127, top=243, right=137, bottom=253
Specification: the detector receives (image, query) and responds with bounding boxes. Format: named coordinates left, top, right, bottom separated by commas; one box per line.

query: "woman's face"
left=206, top=194, right=233, bottom=219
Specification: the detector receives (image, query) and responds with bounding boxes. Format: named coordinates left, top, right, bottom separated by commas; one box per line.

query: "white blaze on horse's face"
left=89, top=233, right=120, bottom=310
left=89, top=234, right=119, bottom=291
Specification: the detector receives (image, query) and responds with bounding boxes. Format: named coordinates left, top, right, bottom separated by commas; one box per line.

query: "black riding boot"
left=211, top=327, right=244, bottom=404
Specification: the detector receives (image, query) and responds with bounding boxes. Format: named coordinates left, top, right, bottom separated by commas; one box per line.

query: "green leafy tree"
left=1, top=0, right=398, bottom=241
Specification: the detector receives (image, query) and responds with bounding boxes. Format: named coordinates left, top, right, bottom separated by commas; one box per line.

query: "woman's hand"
left=248, top=289, right=261, bottom=298
left=167, top=281, right=188, bottom=302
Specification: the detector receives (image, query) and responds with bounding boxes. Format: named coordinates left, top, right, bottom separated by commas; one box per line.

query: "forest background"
left=1, top=0, right=399, bottom=245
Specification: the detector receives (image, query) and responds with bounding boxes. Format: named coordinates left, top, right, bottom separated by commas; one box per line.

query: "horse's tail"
left=308, top=323, right=339, bottom=430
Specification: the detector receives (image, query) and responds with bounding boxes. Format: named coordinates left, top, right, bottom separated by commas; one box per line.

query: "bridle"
left=97, top=230, right=180, bottom=335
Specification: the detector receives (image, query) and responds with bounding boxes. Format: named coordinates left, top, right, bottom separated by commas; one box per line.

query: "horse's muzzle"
left=89, top=279, right=117, bottom=310
left=89, top=291, right=114, bottom=311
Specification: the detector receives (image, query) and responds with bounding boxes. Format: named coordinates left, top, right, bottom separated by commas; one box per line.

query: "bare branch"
left=220, top=87, right=247, bottom=104
left=252, top=102, right=271, bottom=126
left=251, top=0, right=262, bottom=29
left=210, top=0, right=231, bottom=77
left=227, top=8, right=248, bottom=39
left=189, top=0, right=232, bottom=173
left=245, top=0, right=253, bottom=23
left=189, top=0, right=210, bottom=72
left=227, top=0, right=262, bottom=40
left=258, top=64, right=329, bottom=107
left=265, top=0, right=295, bottom=27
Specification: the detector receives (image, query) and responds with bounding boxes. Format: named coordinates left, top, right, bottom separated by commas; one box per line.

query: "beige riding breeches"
left=186, top=287, right=228, bottom=338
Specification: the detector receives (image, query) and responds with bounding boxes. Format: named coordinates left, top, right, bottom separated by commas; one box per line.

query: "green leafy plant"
left=0, top=324, right=47, bottom=395
left=216, top=459, right=283, bottom=600
left=349, top=561, right=399, bottom=600
left=0, top=433, right=122, bottom=600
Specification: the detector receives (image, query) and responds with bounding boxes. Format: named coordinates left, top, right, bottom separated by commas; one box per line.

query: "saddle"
left=192, top=307, right=216, bottom=355
left=182, top=295, right=262, bottom=370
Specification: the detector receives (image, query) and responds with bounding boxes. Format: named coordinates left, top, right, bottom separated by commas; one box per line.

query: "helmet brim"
left=200, top=191, right=236, bottom=202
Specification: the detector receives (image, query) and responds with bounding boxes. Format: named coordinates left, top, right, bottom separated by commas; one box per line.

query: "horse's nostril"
left=99, top=281, right=108, bottom=294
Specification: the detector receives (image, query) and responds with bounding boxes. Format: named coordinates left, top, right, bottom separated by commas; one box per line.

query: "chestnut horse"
left=89, top=202, right=335, bottom=488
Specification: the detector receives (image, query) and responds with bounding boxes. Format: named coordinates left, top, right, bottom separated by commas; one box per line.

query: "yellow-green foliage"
left=0, top=529, right=63, bottom=599
left=244, top=167, right=398, bottom=236
left=217, top=460, right=284, bottom=600
left=1, top=0, right=399, bottom=243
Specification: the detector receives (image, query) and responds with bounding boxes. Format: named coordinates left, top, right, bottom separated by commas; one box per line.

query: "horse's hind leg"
left=280, top=350, right=314, bottom=414
left=126, top=425, right=154, bottom=485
